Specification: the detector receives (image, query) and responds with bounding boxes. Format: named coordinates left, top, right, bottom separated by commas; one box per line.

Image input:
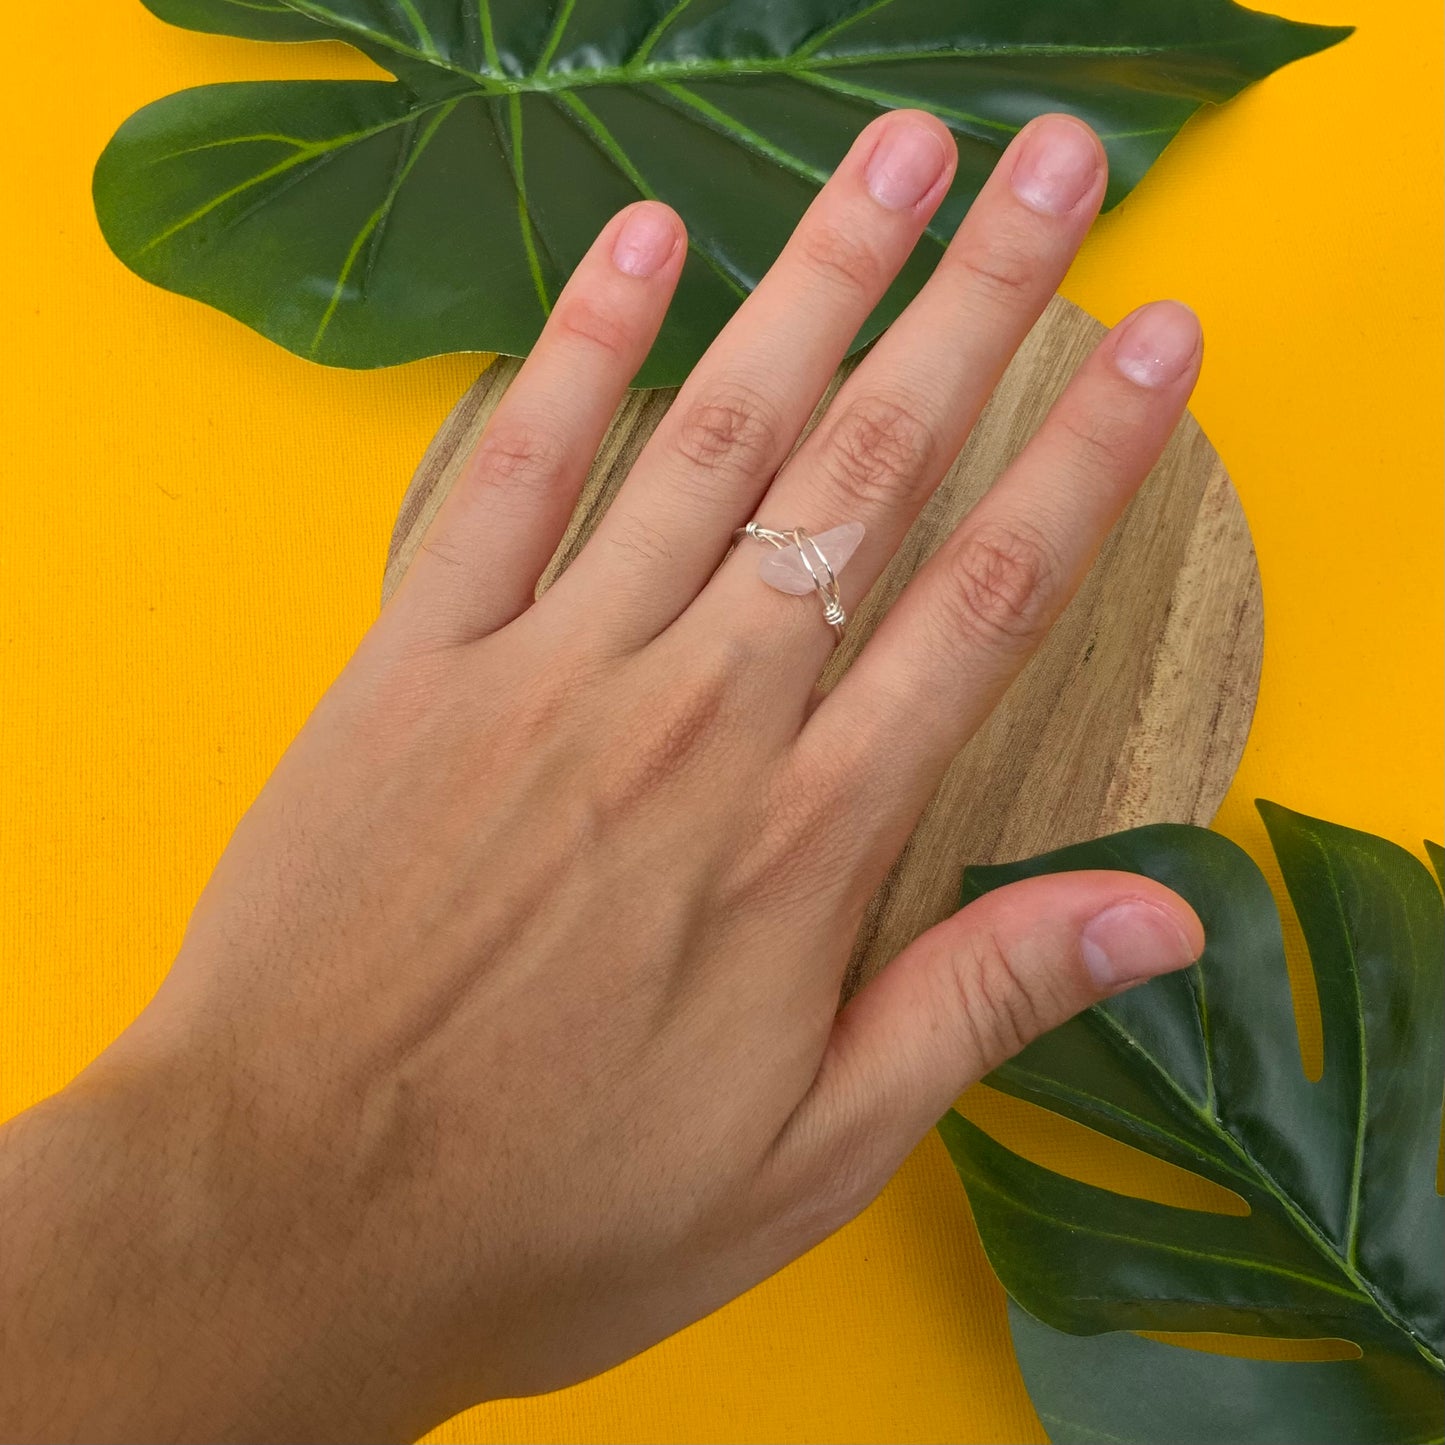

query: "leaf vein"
left=273, top=0, right=499, bottom=87
left=795, top=70, right=1017, bottom=146
left=478, top=0, right=502, bottom=73
left=502, top=93, right=553, bottom=317
left=1087, top=1003, right=1443, bottom=1372
left=150, top=133, right=314, bottom=164
left=998, top=1064, right=1256, bottom=1189
left=794, top=0, right=901, bottom=61
left=394, top=0, right=439, bottom=58
left=630, top=0, right=704, bottom=68
left=549, top=90, right=748, bottom=300
left=651, top=82, right=832, bottom=188
left=1301, top=835, right=1370, bottom=1268
left=963, top=1165, right=1369, bottom=1305
left=533, top=0, right=579, bottom=76
left=309, top=99, right=458, bottom=353
left=137, top=103, right=451, bottom=256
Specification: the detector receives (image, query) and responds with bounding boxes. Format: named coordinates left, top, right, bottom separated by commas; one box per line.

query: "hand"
left=0, top=111, right=1204, bottom=1443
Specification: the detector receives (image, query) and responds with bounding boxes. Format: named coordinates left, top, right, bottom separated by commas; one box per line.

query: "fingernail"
left=612, top=205, right=678, bottom=278
left=1010, top=117, right=1101, bottom=217
left=1113, top=301, right=1201, bottom=387
left=865, top=120, right=950, bottom=210
left=1079, top=900, right=1201, bottom=991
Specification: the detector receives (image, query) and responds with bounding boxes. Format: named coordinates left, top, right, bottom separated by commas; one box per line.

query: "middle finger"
left=547, top=109, right=957, bottom=645
left=686, top=113, right=1106, bottom=687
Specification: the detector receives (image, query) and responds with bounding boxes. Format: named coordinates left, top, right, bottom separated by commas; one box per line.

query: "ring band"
left=733, top=521, right=860, bottom=644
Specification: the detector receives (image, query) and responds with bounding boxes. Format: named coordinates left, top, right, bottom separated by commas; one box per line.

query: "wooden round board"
left=384, top=295, right=1262, bottom=994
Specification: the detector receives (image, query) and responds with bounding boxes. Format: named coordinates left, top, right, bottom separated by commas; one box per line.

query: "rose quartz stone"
left=757, top=522, right=864, bottom=595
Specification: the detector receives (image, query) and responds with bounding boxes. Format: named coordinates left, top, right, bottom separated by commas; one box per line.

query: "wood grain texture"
left=383, top=295, right=1262, bottom=994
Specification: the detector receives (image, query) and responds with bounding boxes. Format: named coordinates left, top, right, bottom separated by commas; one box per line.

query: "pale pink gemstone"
left=756, top=522, right=865, bottom=595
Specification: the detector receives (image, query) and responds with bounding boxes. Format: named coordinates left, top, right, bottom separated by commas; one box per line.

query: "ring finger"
left=805, top=296, right=1204, bottom=875
left=686, top=113, right=1106, bottom=689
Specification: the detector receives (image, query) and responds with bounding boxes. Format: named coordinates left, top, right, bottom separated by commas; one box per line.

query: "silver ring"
left=732, top=521, right=863, bottom=645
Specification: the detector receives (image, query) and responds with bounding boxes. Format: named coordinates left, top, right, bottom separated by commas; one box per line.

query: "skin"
left=0, top=112, right=1207, bottom=1444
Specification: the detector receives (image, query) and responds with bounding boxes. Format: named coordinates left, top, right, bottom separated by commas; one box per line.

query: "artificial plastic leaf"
left=97, top=1, right=1349, bottom=383
left=938, top=802, right=1444, bottom=1445
left=1004, top=1300, right=1444, bottom=1445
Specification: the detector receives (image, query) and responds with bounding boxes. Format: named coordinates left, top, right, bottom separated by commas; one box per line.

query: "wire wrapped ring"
left=732, top=522, right=848, bottom=644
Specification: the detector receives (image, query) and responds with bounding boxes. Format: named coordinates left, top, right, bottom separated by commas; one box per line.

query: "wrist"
left=3, top=1047, right=238, bottom=1438
left=0, top=1024, right=410, bottom=1441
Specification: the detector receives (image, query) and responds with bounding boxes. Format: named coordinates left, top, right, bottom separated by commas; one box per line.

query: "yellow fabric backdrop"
left=1, top=3, right=1438, bottom=1441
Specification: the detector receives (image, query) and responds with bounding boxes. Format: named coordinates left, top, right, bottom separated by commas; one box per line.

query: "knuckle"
left=952, top=234, right=1035, bottom=303
left=762, top=1117, right=881, bottom=1250
left=548, top=294, right=633, bottom=360
left=722, top=760, right=852, bottom=910
left=468, top=417, right=570, bottom=495
left=946, top=928, right=1046, bottom=1071
left=494, top=638, right=604, bottom=742
left=795, top=224, right=885, bottom=298
left=670, top=380, right=778, bottom=482
left=589, top=665, right=733, bottom=820
left=1055, top=405, right=1135, bottom=475
left=816, top=392, right=936, bottom=512
left=939, top=522, right=1058, bottom=649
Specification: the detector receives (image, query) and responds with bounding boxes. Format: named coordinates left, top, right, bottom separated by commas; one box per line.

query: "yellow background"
left=1, top=3, right=1439, bottom=1441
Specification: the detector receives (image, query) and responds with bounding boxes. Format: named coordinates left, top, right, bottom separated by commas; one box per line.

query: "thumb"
left=766, top=871, right=1202, bottom=1223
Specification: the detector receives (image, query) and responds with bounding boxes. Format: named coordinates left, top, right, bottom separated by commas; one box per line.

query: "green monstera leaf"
left=939, top=803, right=1444, bottom=1445
left=96, top=1, right=1349, bottom=383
